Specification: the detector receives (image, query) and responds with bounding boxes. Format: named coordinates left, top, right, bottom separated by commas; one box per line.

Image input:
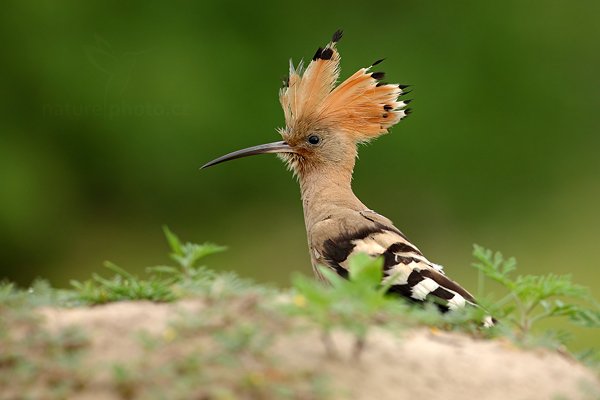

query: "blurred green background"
left=1, top=1, right=598, bottom=348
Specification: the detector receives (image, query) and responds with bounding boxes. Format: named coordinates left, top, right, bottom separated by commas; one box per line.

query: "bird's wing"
left=314, top=210, right=476, bottom=311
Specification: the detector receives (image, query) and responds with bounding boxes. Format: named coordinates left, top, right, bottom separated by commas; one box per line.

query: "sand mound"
left=29, top=299, right=598, bottom=400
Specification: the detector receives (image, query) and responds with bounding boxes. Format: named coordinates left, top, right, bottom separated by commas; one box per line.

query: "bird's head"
left=202, top=30, right=411, bottom=177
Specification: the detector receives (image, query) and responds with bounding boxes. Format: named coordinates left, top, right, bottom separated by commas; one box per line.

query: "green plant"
left=69, top=226, right=226, bottom=304
left=0, top=279, right=71, bottom=308
left=288, top=245, right=600, bottom=357
left=289, top=253, right=407, bottom=357
left=472, top=244, right=600, bottom=340
left=69, top=261, right=178, bottom=304
left=158, top=227, right=261, bottom=298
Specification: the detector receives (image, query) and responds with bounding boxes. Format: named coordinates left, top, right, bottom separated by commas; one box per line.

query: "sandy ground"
left=39, top=300, right=599, bottom=400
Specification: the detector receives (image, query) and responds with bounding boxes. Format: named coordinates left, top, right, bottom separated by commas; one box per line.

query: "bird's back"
left=308, top=209, right=476, bottom=311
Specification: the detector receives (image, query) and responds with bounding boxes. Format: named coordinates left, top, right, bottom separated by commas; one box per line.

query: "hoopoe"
left=203, top=30, right=483, bottom=316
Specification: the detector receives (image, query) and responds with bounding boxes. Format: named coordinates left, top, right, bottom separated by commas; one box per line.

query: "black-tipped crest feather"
left=332, top=29, right=343, bottom=43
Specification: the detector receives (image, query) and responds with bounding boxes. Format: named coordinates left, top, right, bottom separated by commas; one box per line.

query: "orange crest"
left=279, top=30, right=411, bottom=142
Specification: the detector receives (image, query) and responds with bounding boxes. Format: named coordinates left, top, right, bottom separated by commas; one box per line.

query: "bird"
left=202, top=30, right=484, bottom=317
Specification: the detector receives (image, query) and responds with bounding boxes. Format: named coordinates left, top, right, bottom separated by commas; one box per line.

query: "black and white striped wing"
left=319, top=217, right=476, bottom=311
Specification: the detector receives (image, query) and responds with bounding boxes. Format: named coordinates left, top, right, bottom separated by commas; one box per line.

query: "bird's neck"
left=298, top=163, right=367, bottom=231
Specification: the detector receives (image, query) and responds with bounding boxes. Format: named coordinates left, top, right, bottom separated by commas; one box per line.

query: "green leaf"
left=348, top=253, right=382, bottom=287
left=472, top=244, right=516, bottom=287
left=570, top=309, right=600, bottom=328
left=146, top=265, right=180, bottom=276
left=103, top=261, right=136, bottom=280
left=163, top=225, right=183, bottom=256
left=291, top=273, right=330, bottom=307
left=514, top=274, right=588, bottom=303
left=188, top=242, right=227, bottom=262
left=317, top=265, right=345, bottom=288
left=172, top=242, right=227, bottom=269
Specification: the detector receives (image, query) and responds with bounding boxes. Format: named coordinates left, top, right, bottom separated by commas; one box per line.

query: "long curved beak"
left=201, top=140, right=294, bottom=169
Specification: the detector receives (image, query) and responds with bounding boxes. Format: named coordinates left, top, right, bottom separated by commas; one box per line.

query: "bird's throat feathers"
left=277, top=142, right=357, bottom=181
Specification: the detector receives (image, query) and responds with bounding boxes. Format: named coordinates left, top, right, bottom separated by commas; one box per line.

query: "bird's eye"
left=308, top=135, right=320, bottom=145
